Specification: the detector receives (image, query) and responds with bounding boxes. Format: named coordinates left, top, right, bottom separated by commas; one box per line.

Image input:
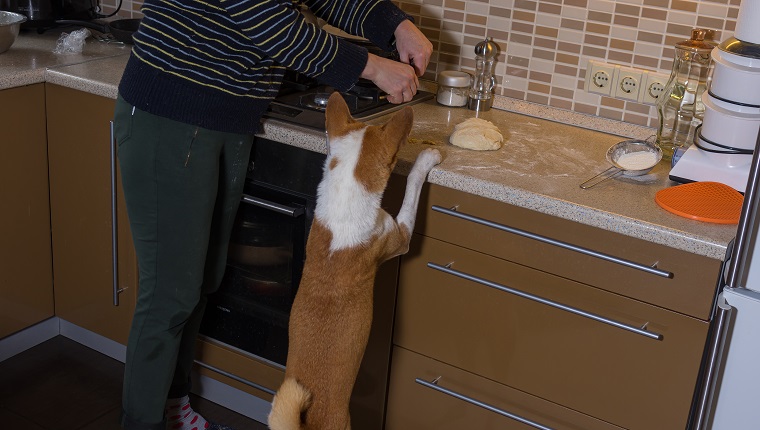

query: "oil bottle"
left=656, top=29, right=716, bottom=159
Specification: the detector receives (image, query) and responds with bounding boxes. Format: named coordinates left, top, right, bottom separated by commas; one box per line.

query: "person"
left=112, top=0, right=433, bottom=427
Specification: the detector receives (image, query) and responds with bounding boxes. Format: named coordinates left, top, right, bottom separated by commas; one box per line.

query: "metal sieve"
left=581, top=138, right=663, bottom=189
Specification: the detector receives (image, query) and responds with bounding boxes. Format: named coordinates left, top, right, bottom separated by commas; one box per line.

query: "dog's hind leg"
left=396, top=148, right=442, bottom=232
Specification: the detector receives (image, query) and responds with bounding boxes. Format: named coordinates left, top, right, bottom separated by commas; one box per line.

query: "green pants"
left=114, top=95, right=254, bottom=430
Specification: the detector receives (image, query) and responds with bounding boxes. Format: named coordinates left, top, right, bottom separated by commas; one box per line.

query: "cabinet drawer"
left=395, top=235, right=709, bottom=429
left=412, top=183, right=722, bottom=319
left=386, top=346, right=623, bottom=430
left=195, top=339, right=283, bottom=400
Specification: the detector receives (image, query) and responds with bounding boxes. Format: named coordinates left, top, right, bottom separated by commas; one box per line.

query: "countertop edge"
left=45, top=69, right=119, bottom=99
left=1, top=50, right=731, bottom=261
left=258, top=120, right=731, bottom=261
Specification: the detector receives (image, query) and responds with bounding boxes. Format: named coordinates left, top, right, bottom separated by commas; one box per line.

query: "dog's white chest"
left=315, top=130, right=382, bottom=251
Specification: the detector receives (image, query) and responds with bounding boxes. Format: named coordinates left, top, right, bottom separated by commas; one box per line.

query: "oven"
left=199, top=136, right=403, bottom=429
left=199, top=138, right=324, bottom=367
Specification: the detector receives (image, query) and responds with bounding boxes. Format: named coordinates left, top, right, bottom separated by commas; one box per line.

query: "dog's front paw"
left=416, top=148, right=442, bottom=171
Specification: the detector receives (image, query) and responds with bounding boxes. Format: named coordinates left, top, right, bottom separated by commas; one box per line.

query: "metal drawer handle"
left=241, top=194, right=304, bottom=217
left=110, top=121, right=126, bottom=306
left=428, top=262, right=663, bottom=340
left=193, top=359, right=276, bottom=395
left=432, top=205, right=674, bottom=279
left=416, top=377, right=556, bottom=430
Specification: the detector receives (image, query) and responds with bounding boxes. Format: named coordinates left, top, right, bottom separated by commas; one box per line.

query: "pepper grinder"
left=468, top=37, right=499, bottom=111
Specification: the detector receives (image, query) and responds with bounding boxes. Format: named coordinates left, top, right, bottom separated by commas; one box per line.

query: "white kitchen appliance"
left=669, top=144, right=753, bottom=191
left=694, top=127, right=760, bottom=429
left=669, top=0, right=760, bottom=192
left=668, top=41, right=760, bottom=193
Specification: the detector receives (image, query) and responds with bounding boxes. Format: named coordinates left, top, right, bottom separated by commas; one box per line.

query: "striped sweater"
left=118, top=0, right=410, bottom=133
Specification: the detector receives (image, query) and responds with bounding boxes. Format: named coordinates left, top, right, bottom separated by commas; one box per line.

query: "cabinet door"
left=0, top=84, right=54, bottom=338
left=386, top=347, right=624, bottom=430
left=394, top=234, right=709, bottom=430
left=46, top=84, right=137, bottom=345
left=402, top=181, right=723, bottom=320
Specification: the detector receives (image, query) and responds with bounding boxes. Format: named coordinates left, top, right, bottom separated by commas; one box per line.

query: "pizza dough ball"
left=454, top=117, right=501, bottom=132
left=449, top=118, right=503, bottom=151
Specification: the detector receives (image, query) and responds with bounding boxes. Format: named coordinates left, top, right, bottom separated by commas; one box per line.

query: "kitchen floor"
left=0, top=336, right=269, bottom=430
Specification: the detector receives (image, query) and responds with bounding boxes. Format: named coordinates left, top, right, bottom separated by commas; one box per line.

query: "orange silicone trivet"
left=655, top=181, right=744, bottom=224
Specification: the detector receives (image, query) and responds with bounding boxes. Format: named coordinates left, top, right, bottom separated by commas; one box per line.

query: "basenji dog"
left=267, top=92, right=441, bottom=430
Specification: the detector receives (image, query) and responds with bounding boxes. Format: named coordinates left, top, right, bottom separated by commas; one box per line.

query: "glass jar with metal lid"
left=436, top=71, right=472, bottom=107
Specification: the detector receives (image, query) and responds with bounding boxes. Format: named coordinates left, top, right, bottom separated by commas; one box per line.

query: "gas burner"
left=300, top=93, right=331, bottom=110
left=299, top=92, right=359, bottom=112
left=347, top=84, right=386, bottom=102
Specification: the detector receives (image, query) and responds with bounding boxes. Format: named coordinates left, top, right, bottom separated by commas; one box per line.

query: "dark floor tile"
left=192, top=394, right=269, bottom=430
left=0, top=336, right=269, bottom=430
left=0, top=336, right=123, bottom=430
left=78, top=406, right=123, bottom=430
left=0, top=407, right=46, bottom=429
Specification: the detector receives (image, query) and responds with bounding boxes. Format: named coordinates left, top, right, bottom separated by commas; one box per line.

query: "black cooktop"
left=263, top=72, right=433, bottom=130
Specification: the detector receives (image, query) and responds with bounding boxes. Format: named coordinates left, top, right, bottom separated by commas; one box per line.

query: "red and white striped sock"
left=165, top=396, right=210, bottom=430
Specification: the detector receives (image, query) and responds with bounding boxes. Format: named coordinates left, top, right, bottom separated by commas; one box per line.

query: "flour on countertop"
left=408, top=114, right=611, bottom=179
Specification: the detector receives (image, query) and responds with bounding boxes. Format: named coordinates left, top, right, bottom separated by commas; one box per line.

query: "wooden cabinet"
left=386, top=181, right=722, bottom=429
left=386, top=347, right=624, bottom=430
left=411, top=182, right=722, bottom=320
left=46, top=84, right=137, bottom=345
left=0, top=84, right=55, bottom=339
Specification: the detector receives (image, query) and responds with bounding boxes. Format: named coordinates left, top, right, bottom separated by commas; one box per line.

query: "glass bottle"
left=468, top=38, right=499, bottom=111
left=656, top=29, right=716, bottom=160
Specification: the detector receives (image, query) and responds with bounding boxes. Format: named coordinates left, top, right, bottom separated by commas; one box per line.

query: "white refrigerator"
left=698, top=131, right=760, bottom=429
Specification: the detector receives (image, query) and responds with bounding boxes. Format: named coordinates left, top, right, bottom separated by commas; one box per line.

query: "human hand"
left=394, top=20, right=432, bottom=77
left=360, top=53, right=419, bottom=104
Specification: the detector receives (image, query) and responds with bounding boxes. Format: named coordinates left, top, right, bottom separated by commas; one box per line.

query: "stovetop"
left=263, top=71, right=434, bottom=130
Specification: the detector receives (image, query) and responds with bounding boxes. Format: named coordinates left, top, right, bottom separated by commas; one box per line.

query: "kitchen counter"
left=1, top=31, right=738, bottom=260
left=0, top=28, right=130, bottom=91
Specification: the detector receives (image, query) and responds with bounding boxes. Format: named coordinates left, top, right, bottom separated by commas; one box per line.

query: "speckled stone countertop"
left=0, top=29, right=130, bottom=90
left=1, top=31, right=738, bottom=260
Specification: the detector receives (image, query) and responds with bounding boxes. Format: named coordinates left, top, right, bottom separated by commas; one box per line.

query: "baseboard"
left=59, top=319, right=127, bottom=363
left=0, top=317, right=59, bottom=362
left=0, top=319, right=271, bottom=424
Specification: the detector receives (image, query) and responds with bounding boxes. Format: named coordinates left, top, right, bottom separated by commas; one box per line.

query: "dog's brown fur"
left=268, top=93, right=441, bottom=430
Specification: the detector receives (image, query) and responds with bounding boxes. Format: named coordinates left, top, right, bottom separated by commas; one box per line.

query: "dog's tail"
left=268, top=378, right=312, bottom=430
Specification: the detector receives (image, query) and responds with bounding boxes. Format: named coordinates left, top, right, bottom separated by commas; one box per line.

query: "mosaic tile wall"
left=101, top=0, right=741, bottom=128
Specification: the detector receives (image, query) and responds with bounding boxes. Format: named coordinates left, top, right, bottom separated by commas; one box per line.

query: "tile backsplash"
left=101, top=0, right=741, bottom=129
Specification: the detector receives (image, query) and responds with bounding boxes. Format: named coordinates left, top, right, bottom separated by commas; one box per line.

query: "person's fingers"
left=409, top=54, right=429, bottom=76
left=389, top=89, right=413, bottom=104
left=394, top=20, right=433, bottom=77
left=362, top=54, right=422, bottom=103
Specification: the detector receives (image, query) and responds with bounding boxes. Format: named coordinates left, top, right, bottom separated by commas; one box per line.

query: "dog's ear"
left=325, top=92, right=353, bottom=137
left=380, top=106, right=414, bottom=149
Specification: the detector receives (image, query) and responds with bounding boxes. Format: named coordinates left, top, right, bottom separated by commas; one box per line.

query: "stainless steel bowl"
left=0, top=11, right=27, bottom=54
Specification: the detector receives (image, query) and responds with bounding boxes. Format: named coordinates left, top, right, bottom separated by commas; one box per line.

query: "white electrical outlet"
left=639, top=72, right=670, bottom=105
left=585, top=60, right=617, bottom=96
left=613, top=67, right=643, bottom=101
